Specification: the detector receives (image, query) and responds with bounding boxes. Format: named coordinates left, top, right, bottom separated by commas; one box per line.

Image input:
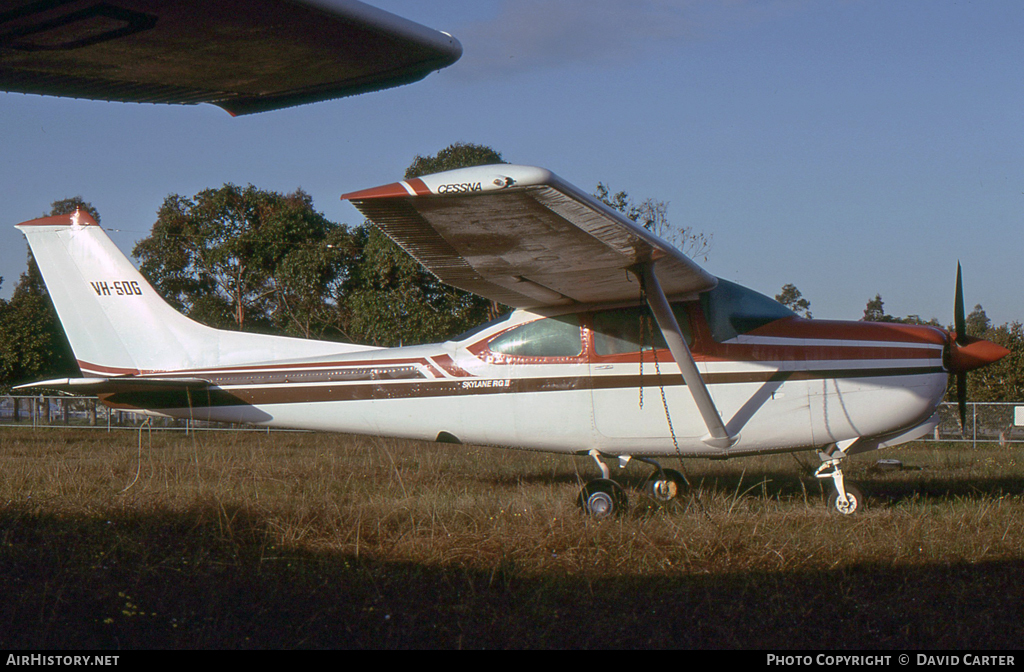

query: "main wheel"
left=644, top=468, right=687, bottom=502
left=577, top=479, right=627, bottom=518
left=827, top=484, right=864, bottom=515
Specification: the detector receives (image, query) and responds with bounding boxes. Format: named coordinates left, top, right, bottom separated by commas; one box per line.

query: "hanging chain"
left=637, top=271, right=687, bottom=472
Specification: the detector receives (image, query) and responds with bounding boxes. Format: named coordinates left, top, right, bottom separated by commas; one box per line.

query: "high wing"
left=341, top=165, right=717, bottom=308
left=0, top=0, right=461, bottom=115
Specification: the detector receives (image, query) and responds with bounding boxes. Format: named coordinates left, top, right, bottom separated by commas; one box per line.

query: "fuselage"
left=102, top=279, right=951, bottom=459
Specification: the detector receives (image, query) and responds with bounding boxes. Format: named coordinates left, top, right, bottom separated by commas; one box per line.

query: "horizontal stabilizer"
left=14, top=377, right=210, bottom=395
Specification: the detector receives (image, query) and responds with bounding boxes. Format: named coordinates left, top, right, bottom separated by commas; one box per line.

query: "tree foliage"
left=776, top=284, right=811, bottom=318
left=337, top=226, right=491, bottom=346
left=0, top=199, right=85, bottom=390
left=862, top=294, right=895, bottom=323
left=48, top=196, right=100, bottom=223
left=966, top=321, right=1024, bottom=402
left=133, top=184, right=351, bottom=336
left=404, top=142, right=504, bottom=179
left=594, top=183, right=711, bottom=261
left=335, top=142, right=507, bottom=346
left=860, top=294, right=941, bottom=326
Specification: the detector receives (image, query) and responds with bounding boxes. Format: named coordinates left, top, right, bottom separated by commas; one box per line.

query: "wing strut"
left=639, top=262, right=737, bottom=450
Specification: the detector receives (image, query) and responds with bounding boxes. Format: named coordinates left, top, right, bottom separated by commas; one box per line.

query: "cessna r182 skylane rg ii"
left=15, top=165, right=1008, bottom=516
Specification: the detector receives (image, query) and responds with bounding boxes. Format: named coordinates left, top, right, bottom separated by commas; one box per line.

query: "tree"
left=337, top=142, right=507, bottom=346
left=967, top=304, right=991, bottom=336
left=48, top=196, right=100, bottom=223
left=862, top=294, right=897, bottom=323
left=594, top=183, right=711, bottom=261
left=861, top=293, right=942, bottom=326
left=0, top=197, right=85, bottom=390
left=967, top=321, right=1024, bottom=402
left=133, top=184, right=351, bottom=335
left=775, top=284, right=812, bottom=318
left=404, top=142, right=504, bottom=179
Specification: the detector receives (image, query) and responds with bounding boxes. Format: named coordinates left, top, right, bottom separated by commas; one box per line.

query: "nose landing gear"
left=816, top=439, right=865, bottom=515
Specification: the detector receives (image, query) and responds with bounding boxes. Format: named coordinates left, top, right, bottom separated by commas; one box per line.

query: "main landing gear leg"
left=815, top=439, right=864, bottom=515
left=577, top=451, right=628, bottom=518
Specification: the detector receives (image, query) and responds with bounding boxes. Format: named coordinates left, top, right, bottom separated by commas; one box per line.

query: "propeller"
left=947, top=263, right=1010, bottom=433
left=954, top=263, right=968, bottom=431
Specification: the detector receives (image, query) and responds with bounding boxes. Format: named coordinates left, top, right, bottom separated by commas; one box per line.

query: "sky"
left=1, top=0, right=1021, bottom=326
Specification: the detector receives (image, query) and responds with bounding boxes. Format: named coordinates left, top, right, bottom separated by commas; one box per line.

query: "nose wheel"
left=816, top=439, right=865, bottom=515
left=827, top=483, right=864, bottom=515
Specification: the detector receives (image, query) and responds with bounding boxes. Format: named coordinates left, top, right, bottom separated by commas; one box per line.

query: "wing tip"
left=341, top=179, right=429, bottom=201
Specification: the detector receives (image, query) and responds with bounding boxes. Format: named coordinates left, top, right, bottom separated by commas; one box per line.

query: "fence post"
left=973, top=403, right=977, bottom=450
left=88, top=399, right=97, bottom=426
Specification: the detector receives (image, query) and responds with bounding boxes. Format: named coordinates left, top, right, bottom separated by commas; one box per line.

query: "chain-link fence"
left=933, top=401, right=1024, bottom=447
left=2, top=394, right=1022, bottom=443
left=0, top=395, right=272, bottom=433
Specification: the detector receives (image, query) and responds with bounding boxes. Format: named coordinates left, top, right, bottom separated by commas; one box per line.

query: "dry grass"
left=0, top=427, right=1022, bottom=648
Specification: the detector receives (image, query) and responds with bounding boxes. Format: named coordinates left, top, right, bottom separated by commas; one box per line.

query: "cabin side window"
left=487, top=315, right=583, bottom=358
left=591, top=305, right=692, bottom=356
left=700, top=278, right=795, bottom=342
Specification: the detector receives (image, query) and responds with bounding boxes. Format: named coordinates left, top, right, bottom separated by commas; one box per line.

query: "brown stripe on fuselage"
left=101, top=364, right=946, bottom=410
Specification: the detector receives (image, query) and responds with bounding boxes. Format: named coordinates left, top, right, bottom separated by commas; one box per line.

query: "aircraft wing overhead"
left=342, top=165, right=717, bottom=308
left=0, top=0, right=462, bottom=115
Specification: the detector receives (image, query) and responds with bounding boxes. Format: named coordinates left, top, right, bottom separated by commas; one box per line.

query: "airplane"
left=0, top=0, right=461, bottom=115
left=14, top=164, right=1009, bottom=516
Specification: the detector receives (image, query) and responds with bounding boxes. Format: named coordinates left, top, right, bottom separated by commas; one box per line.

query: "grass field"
left=0, top=426, right=1021, bottom=649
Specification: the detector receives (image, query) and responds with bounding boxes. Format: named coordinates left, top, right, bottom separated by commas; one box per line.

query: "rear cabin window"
left=487, top=315, right=583, bottom=358
left=700, top=278, right=795, bottom=343
left=592, top=305, right=693, bottom=356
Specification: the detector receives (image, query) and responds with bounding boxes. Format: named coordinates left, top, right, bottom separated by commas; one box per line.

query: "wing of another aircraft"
left=342, top=165, right=717, bottom=308
left=0, top=0, right=461, bottom=115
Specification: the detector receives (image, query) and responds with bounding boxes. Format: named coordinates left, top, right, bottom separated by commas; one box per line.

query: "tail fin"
left=16, top=211, right=373, bottom=376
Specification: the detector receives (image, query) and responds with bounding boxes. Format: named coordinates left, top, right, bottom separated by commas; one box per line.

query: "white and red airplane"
left=14, top=164, right=1008, bottom=516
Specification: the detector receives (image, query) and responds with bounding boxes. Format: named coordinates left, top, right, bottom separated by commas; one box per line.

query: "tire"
left=827, top=484, right=865, bottom=515
left=577, top=479, right=627, bottom=518
left=644, top=468, right=687, bottom=502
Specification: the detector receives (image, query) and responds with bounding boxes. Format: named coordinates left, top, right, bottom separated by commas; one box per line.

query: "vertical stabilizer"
left=16, top=212, right=373, bottom=375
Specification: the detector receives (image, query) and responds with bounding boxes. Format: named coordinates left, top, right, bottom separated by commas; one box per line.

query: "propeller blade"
left=957, top=371, right=967, bottom=435
left=954, top=262, right=967, bottom=346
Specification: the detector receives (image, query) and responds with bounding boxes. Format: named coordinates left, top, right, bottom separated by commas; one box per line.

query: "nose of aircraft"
left=946, top=333, right=1010, bottom=373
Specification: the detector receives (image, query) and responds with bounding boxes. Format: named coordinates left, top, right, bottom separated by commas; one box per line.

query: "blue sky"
left=1, top=0, right=1021, bottom=326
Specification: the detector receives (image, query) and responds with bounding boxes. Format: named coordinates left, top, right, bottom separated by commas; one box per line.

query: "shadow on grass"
left=0, top=503, right=1021, bottom=649
left=485, top=463, right=1024, bottom=511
